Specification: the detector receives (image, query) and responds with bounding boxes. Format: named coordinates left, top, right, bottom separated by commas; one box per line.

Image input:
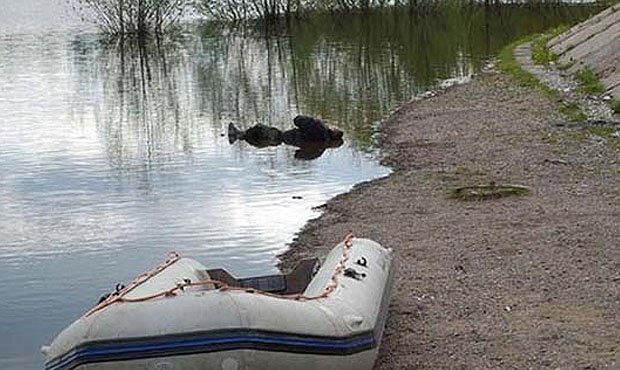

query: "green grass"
left=587, top=126, right=615, bottom=138
left=497, top=37, right=555, bottom=96
left=611, top=100, right=620, bottom=114
left=497, top=34, right=589, bottom=122
left=575, top=66, right=605, bottom=94
left=532, top=37, right=558, bottom=65
left=531, top=25, right=567, bottom=65
left=587, top=125, right=620, bottom=150
left=559, top=102, right=588, bottom=122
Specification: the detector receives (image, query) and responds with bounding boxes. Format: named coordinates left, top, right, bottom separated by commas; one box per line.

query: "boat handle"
left=344, top=267, right=366, bottom=280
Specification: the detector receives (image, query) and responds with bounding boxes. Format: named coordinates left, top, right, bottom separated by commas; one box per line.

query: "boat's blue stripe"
left=45, top=331, right=376, bottom=370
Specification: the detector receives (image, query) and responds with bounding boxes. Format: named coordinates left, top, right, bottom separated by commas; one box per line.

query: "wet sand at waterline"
left=280, top=70, right=619, bottom=368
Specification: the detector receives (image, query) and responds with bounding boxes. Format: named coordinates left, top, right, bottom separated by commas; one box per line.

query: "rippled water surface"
left=0, top=1, right=601, bottom=368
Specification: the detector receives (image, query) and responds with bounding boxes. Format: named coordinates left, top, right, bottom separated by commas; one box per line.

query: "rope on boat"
left=84, top=251, right=181, bottom=317
left=84, top=232, right=355, bottom=317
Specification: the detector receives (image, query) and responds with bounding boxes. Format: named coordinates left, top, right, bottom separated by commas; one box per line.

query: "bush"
left=71, top=0, right=191, bottom=37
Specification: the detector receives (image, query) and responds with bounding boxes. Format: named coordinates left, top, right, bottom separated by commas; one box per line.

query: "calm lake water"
left=0, top=1, right=600, bottom=368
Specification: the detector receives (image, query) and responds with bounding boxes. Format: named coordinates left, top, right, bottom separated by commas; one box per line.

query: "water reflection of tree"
left=194, top=5, right=597, bottom=150
left=194, top=25, right=295, bottom=130
left=73, top=37, right=202, bottom=172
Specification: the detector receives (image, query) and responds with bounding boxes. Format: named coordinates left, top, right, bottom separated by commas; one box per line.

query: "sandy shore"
left=279, top=69, right=619, bottom=368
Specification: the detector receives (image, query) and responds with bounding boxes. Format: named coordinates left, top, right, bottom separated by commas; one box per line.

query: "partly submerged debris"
left=228, top=115, right=344, bottom=160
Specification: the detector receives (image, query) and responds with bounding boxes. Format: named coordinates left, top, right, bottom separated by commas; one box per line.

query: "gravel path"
left=280, top=67, right=620, bottom=368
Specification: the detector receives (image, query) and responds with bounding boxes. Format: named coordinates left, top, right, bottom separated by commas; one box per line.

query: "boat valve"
left=344, top=267, right=366, bottom=280
left=355, top=257, right=368, bottom=268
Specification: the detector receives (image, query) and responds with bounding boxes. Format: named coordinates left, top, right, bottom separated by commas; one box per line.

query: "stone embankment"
left=548, top=4, right=620, bottom=98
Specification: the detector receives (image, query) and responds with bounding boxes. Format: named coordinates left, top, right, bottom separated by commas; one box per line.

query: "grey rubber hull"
left=44, top=238, right=394, bottom=370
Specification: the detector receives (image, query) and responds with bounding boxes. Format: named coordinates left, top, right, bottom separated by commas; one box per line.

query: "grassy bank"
left=530, top=25, right=567, bottom=65
left=497, top=36, right=554, bottom=95
left=497, top=30, right=592, bottom=122
left=574, top=66, right=605, bottom=94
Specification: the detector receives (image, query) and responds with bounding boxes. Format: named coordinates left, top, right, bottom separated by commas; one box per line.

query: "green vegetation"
left=612, top=100, right=620, bottom=114
left=196, top=0, right=606, bottom=22
left=497, top=37, right=555, bottom=96
left=587, top=125, right=616, bottom=138
left=497, top=29, right=596, bottom=122
left=586, top=125, right=620, bottom=150
left=198, top=0, right=461, bottom=21
left=449, top=183, right=531, bottom=201
left=531, top=36, right=558, bottom=65
left=562, top=123, right=619, bottom=150
left=575, top=66, right=605, bottom=94
left=531, top=25, right=566, bottom=65
left=559, top=102, right=588, bottom=121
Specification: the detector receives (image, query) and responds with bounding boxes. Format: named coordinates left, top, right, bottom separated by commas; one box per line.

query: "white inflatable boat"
left=43, top=236, right=394, bottom=370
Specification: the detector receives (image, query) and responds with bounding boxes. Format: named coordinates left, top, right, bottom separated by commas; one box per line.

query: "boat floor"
left=206, top=258, right=319, bottom=295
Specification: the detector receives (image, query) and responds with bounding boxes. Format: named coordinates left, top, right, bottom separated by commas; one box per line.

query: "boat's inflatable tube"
left=44, top=237, right=394, bottom=370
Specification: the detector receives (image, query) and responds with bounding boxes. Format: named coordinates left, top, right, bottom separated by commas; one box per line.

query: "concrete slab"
left=547, top=4, right=620, bottom=99
left=561, top=24, right=620, bottom=74
left=602, top=73, right=620, bottom=96
left=549, top=4, right=620, bottom=54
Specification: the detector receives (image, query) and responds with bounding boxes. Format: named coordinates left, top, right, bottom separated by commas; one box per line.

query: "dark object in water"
left=291, top=139, right=344, bottom=160
left=227, top=116, right=344, bottom=160
left=228, top=123, right=282, bottom=147
left=228, top=122, right=242, bottom=143
left=284, top=115, right=344, bottom=144
left=284, top=116, right=344, bottom=160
